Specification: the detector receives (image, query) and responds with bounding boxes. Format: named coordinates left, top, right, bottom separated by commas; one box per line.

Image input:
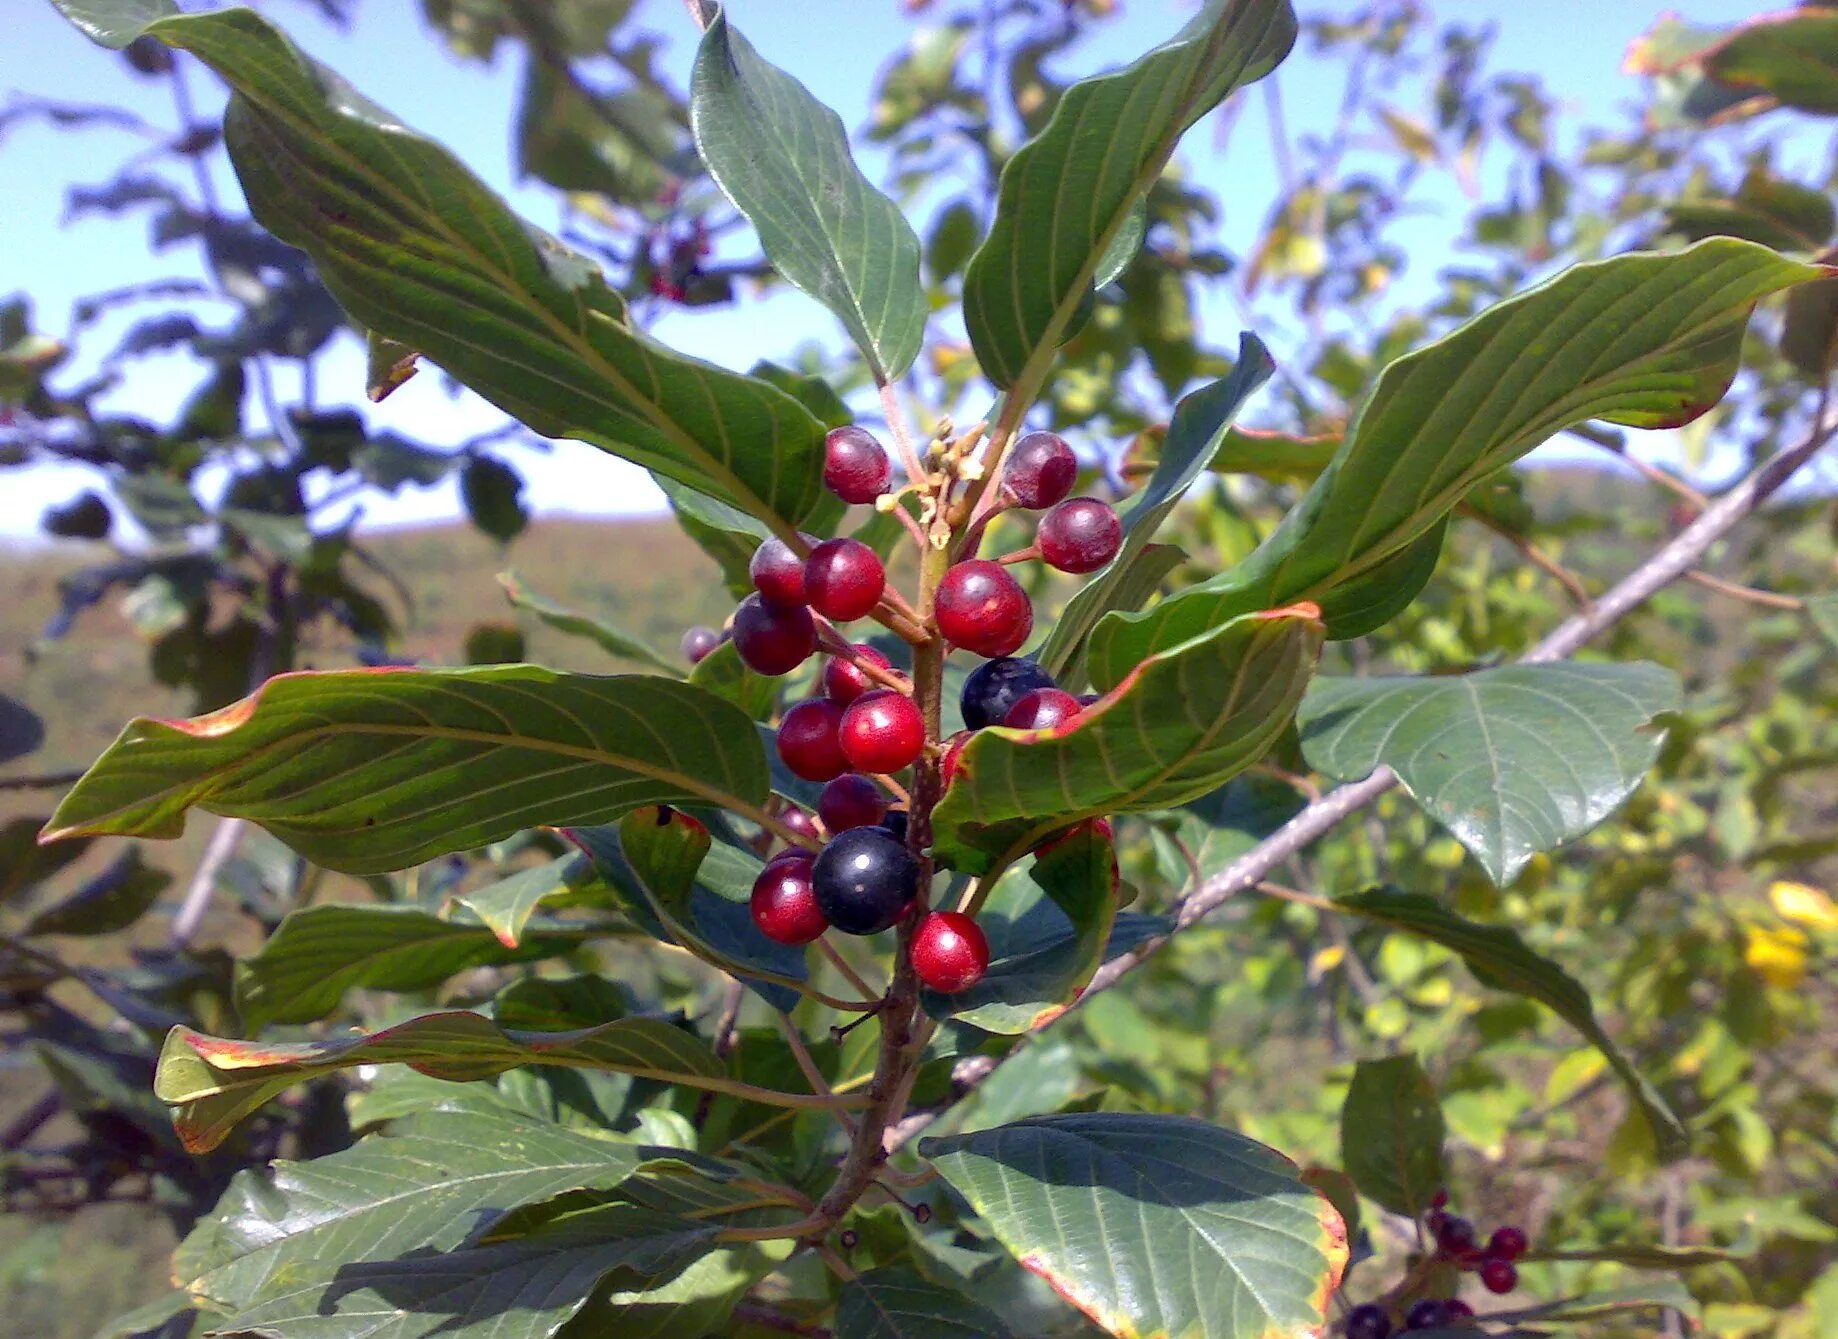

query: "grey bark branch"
left=888, top=409, right=1838, bottom=1153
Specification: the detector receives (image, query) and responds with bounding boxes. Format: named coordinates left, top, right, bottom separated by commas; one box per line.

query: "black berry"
left=811, top=826, right=919, bottom=935
left=804, top=537, right=886, bottom=622
left=1435, top=1215, right=1477, bottom=1256
left=824, top=425, right=892, bottom=503
left=1004, top=431, right=1078, bottom=509
left=1403, top=1299, right=1447, bottom=1331
left=959, top=656, right=1055, bottom=730
left=1346, top=1304, right=1392, bottom=1339
left=733, top=593, right=816, bottom=675
left=1038, top=497, right=1122, bottom=573
left=879, top=808, right=909, bottom=842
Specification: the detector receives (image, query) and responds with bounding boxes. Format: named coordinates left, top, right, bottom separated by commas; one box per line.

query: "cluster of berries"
left=679, top=424, right=1126, bottom=994
left=1343, top=1193, right=1530, bottom=1337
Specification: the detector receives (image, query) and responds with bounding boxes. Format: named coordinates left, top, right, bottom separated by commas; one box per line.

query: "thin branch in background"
left=1568, top=423, right=1710, bottom=510
left=889, top=406, right=1838, bottom=1151
left=1457, top=502, right=1593, bottom=610
left=1682, top=569, right=1804, bottom=611
left=0, top=770, right=86, bottom=793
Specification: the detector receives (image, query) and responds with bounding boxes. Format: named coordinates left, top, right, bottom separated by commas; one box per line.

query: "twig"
left=888, top=406, right=1838, bottom=1151
left=1457, top=502, right=1592, bottom=610
left=1682, top=569, right=1803, bottom=611
left=878, top=380, right=929, bottom=489
left=818, top=939, right=885, bottom=1003
left=776, top=1011, right=856, bottom=1136
left=0, top=771, right=86, bottom=793
left=170, top=816, right=245, bottom=948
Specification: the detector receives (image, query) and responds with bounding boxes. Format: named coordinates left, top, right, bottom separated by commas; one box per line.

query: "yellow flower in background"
left=1770, top=881, right=1838, bottom=933
left=1746, top=925, right=1810, bottom=989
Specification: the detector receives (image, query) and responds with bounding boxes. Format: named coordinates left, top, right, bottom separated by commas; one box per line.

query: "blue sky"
left=1, top=0, right=1775, bottom=540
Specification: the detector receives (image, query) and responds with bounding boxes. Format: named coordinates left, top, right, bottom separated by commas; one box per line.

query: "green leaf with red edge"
left=174, top=1108, right=724, bottom=1316
left=922, top=822, right=1163, bottom=1034
left=1339, top=1054, right=1446, bottom=1219
left=1039, top=334, right=1274, bottom=685
left=691, top=9, right=927, bottom=381
left=218, top=1202, right=714, bottom=1339
left=962, top=0, right=1296, bottom=390
left=42, top=665, right=775, bottom=876
left=154, top=1009, right=731, bottom=1153
left=50, top=3, right=830, bottom=532
left=835, top=1266, right=1019, bottom=1339
left=933, top=605, right=1323, bottom=875
left=921, top=1113, right=1347, bottom=1339
left=563, top=810, right=813, bottom=1013
left=1333, top=886, right=1689, bottom=1162
left=498, top=570, right=682, bottom=676
left=1089, top=239, right=1827, bottom=680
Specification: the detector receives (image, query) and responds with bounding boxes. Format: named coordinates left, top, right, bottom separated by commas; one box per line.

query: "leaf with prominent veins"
left=42, top=666, right=775, bottom=875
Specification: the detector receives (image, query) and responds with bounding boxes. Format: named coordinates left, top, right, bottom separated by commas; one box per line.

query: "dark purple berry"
left=818, top=774, right=887, bottom=833
left=824, top=425, right=891, bottom=503
left=749, top=536, right=808, bottom=607
left=1488, top=1225, right=1528, bottom=1261
left=1480, top=1259, right=1517, bottom=1294
left=1004, top=431, right=1077, bottom=509
left=680, top=625, right=721, bottom=664
left=733, top=593, right=816, bottom=675
left=1346, top=1304, right=1392, bottom=1339
left=812, top=826, right=919, bottom=935
left=1037, top=497, right=1122, bottom=573
left=1003, top=687, right=1083, bottom=731
left=1436, top=1215, right=1478, bottom=1256
left=804, top=538, right=886, bottom=622
left=959, top=656, right=1055, bottom=730
left=1443, top=1299, right=1475, bottom=1321
left=1404, top=1299, right=1447, bottom=1331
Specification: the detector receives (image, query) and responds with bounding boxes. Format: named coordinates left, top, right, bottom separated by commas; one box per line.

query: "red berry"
left=1004, top=431, right=1077, bottom=509
left=824, top=425, right=892, bottom=503
left=1038, top=497, right=1122, bottom=573
left=940, top=729, right=973, bottom=786
left=733, top=593, right=816, bottom=675
left=1488, top=1226, right=1528, bottom=1261
left=839, top=689, right=924, bottom=775
left=823, top=644, right=894, bottom=704
left=1479, top=1259, right=1517, bottom=1294
left=1003, top=687, right=1083, bottom=731
left=1443, top=1299, right=1475, bottom=1321
left=911, top=911, right=990, bottom=993
left=777, top=699, right=849, bottom=782
left=680, top=625, right=720, bottom=664
left=1436, top=1215, right=1477, bottom=1256
left=750, top=862, right=829, bottom=944
left=777, top=807, right=821, bottom=845
left=749, top=536, right=808, bottom=606
left=935, top=559, right=1032, bottom=657
left=1430, top=1189, right=1451, bottom=1210
left=819, top=773, right=887, bottom=833
left=804, top=538, right=886, bottom=622
left=765, top=846, right=815, bottom=872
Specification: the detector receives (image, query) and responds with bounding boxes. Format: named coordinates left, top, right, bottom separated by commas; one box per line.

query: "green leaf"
left=175, top=1109, right=703, bottom=1314
left=1039, top=334, right=1273, bottom=683
left=516, top=60, right=682, bottom=206
left=1040, top=543, right=1188, bottom=691
left=924, top=822, right=1157, bottom=1034
left=564, top=810, right=815, bottom=1013
left=1089, top=239, right=1824, bottom=676
left=44, top=665, right=776, bottom=875
left=688, top=639, right=779, bottom=722
left=1808, top=592, right=1838, bottom=651
left=1298, top=661, right=1681, bottom=884
left=933, top=605, right=1322, bottom=874
left=498, top=570, right=681, bottom=675
left=233, top=903, right=591, bottom=1029
left=1698, top=10, right=1838, bottom=114
left=20, top=845, right=168, bottom=936
left=1489, top=1280, right=1700, bottom=1326
left=1333, top=887, right=1689, bottom=1161
left=1340, top=1054, right=1446, bottom=1218
left=56, top=5, right=830, bottom=531
left=155, top=1009, right=731, bottom=1153
left=1528, top=1240, right=1753, bottom=1268
left=963, top=0, right=1296, bottom=390
left=1781, top=266, right=1838, bottom=378
left=657, top=473, right=774, bottom=598
left=1208, top=426, right=1341, bottom=482
left=1665, top=174, right=1834, bottom=253
left=449, top=854, right=616, bottom=949
left=922, top=1114, right=1346, bottom=1339
left=747, top=360, right=854, bottom=429
left=836, top=1267, right=1019, bottom=1339
left=692, top=10, right=927, bottom=380
left=218, top=1202, right=712, bottom=1339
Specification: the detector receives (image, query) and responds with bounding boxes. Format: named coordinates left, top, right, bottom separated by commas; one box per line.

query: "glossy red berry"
left=824, top=425, right=892, bottom=503
left=1480, top=1259, right=1517, bottom=1294
left=839, top=689, right=924, bottom=774
left=936, top=559, right=1032, bottom=657
left=1443, top=1299, right=1475, bottom=1321
left=777, top=698, right=849, bottom=782
left=1345, top=1304, right=1392, bottom=1339
left=765, top=846, right=815, bottom=872
left=1003, top=687, right=1083, bottom=731
left=680, top=625, right=720, bottom=664
left=959, top=656, right=1055, bottom=730
left=777, top=807, right=821, bottom=845
left=911, top=912, right=990, bottom=993
left=823, top=644, right=894, bottom=704
left=750, top=861, right=829, bottom=944
left=804, top=538, right=886, bottom=622
left=1038, top=497, right=1122, bottom=573
left=733, top=593, right=816, bottom=675
left=1488, top=1226, right=1528, bottom=1261
left=749, top=536, right=808, bottom=607
left=1004, top=431, right=1078, bottom=509
left=940, top=729, right=973, bottom=786
left=819, top=773, right=887, bottom=833
left=812, top=826, right=919, bottom=935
